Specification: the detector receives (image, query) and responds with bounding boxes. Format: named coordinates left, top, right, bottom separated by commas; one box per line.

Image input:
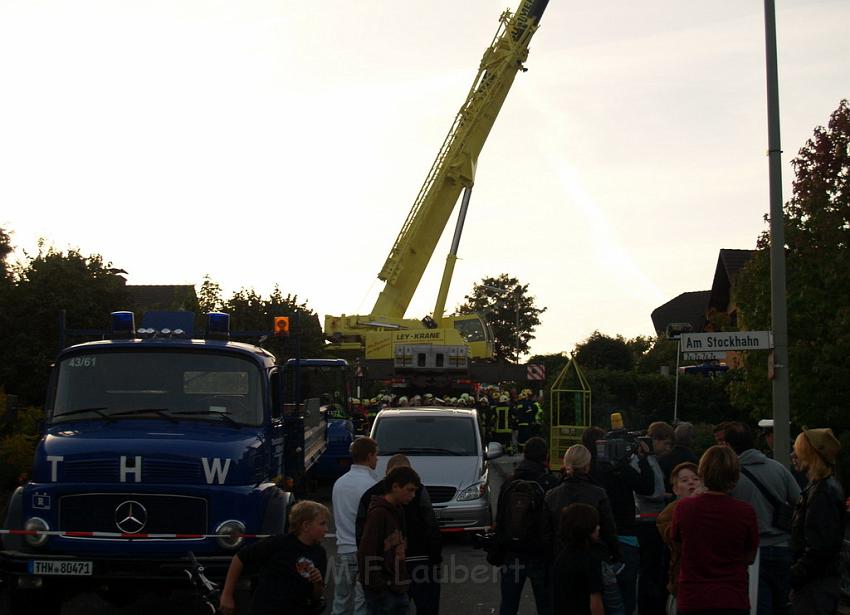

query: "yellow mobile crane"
left=325, top=0, right=549, bottom=375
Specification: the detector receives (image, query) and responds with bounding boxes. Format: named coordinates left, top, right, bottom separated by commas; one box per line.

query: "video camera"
left=594, top=412, right=653, bottom=466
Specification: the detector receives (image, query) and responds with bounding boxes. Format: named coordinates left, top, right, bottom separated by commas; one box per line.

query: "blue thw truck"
left=0, top=311, right=327, bottom=613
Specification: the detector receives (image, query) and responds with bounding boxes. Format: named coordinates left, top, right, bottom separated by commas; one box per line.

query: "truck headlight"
left=456, top=482, right=486, bottom=502
left=24, top=517, right=50, bottom=547
left=215, top=520, right=246, bottom=549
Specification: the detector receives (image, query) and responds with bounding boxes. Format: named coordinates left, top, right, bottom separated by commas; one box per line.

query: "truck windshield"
left=374, top=416, right=477, bottom=456
left=51, top=351, right=264, bottom=426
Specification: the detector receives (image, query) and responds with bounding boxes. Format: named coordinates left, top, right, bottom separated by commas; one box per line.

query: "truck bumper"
left=0, top=549, right=235, bottom=586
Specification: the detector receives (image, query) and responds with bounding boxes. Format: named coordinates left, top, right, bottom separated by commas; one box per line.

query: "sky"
left=1, top=0, right=848, bottom=357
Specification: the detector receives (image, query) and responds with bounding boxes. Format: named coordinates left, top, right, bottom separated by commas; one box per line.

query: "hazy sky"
left=1, top=1, right=848, bottom=357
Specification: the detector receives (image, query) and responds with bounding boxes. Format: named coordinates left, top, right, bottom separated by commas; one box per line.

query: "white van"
left=369, top=407, right=504, bottom=529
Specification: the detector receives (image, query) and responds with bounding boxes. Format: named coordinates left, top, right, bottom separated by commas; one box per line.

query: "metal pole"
left=764, top=0, right=791, bottom=467
left=514, top=291, right=520, bottom=364
left=673, top=339, right=681, bottom=423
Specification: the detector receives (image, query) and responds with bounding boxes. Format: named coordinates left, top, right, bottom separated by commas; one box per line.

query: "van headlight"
left=215, top=520, right=246, bottom=549
left=456, top=482, right=486, bottom=501
left=24, top=517, right=50, bottom=547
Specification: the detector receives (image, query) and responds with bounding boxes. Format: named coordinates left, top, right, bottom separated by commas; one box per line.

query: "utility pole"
left=764, top=0, right=791, bottom=467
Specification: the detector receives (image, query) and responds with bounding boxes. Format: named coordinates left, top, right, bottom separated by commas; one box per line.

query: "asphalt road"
left=0, top=454, right=541, bottom=615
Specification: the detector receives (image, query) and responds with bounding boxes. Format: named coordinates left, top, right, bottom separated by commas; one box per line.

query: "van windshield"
left=374, top=415, right=477, bottom=456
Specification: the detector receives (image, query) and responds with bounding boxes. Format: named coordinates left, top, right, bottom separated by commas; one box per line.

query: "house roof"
left=650, top=290, right=711, bottom=335
left=125, top=284, right=197, bottom=311
left=708, top=249, right=756, bottom=311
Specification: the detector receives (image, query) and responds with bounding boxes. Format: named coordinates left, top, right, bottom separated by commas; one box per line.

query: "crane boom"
left=324, top=0, right=548, bottom=364
left=372, top=0, right=549, bottom=319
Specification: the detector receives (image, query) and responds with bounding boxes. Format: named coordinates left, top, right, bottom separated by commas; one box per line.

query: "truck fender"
left=260, top=486, right=295, bottom=536
left=2, top=486, right=24, bottom=551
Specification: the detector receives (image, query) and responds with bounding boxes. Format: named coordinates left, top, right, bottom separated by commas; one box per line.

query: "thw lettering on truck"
left=44, top=455, right=233, bottom=485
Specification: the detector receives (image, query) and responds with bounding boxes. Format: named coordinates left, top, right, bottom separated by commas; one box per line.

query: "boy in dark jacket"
left=356, top=455, right=442, bottom=615
left=219, top=500, right=329, bottom=615
left=358, top=465, right=421, bottom=615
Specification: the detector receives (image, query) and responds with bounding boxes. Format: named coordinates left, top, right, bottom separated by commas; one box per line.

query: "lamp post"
left=763, top=0, right=791, bottom=468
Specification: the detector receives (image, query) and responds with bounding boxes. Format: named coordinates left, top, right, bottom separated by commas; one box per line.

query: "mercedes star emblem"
left=114, top=500, right=147, bottom=534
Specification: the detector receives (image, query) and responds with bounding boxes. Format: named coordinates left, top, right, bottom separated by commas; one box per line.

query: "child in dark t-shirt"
left=219, top=500, right=330, bottom=615
left=552, top=503, right=605, bottom=615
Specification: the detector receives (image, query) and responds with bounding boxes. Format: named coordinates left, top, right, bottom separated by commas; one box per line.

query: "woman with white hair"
left=543, top=444, right=624, bottom=615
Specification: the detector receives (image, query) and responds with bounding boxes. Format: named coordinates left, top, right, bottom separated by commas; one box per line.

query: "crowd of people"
left=491, top=420, right=845, bottom=615
left=214, top=416, right=845, bottom=615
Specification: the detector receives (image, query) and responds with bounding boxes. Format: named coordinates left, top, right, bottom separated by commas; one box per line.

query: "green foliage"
left=456, top=274, right=547, bottom=361
left=222, top=285, right=326, bottom=361
left=197, top=274, right=223, bottom=313
left=0, top=395, right=43, bottom=490
left=0, top=242, right=129, bottom=405
left=574, top=331, right=635, bottom=371
left=635, top=336, right=679, bottom=374
left=733, top=99, right=850, bottom=431
left=582, top=369, right=739, bottom=431
left=0, top=226, right=11, bottom=281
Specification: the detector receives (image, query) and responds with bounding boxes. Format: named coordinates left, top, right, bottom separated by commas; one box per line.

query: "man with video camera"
left=582, top=420, right=656, bottom=615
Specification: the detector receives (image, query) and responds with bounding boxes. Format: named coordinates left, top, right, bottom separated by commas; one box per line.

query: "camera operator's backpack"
left=497, top=479, right=545, bottom=548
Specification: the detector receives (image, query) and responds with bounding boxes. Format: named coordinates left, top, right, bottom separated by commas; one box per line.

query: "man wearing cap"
left=726, top=422, right=801, bottom=615
left=789, top=427, right=844, bottom=615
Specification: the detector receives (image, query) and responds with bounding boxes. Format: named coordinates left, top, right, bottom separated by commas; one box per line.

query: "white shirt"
left=332, top=464, right=378, bottom=554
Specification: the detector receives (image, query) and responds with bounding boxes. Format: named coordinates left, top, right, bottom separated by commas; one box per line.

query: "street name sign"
left=680, top=331, right=773, bottom=351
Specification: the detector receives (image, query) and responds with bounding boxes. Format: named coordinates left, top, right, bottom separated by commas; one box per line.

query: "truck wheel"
left=9, top=587, right=63, bottom=615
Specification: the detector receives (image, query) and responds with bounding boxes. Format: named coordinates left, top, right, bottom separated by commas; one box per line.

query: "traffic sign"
left=683, top=351, right=726, bottom=361
left=680, top=331, right=773, bottom=351
left=527, top=364, right=545, bottom=381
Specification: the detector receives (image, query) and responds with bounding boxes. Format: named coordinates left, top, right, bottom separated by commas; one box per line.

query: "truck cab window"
left=52, top=351, right=264, bottom=426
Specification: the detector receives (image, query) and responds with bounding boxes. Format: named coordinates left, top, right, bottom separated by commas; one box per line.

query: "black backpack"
left=497, top=479, right=546, bottom=547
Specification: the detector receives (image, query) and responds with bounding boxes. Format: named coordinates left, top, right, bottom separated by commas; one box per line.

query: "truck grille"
left=425, top=486, right=456, bottom=503
left=59, top=493, right=207, bottom=534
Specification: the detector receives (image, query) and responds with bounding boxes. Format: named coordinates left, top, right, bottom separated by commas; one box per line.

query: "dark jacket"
left=358, top=495, right=409, bottom=593
left=356, top=479, right=442, bottom=565
left=237, top=532, right=327, bottom=615
left=543, top=472, right=622, bottom=562
left=790, top=475, right=845, bottom=589
left=589, top=453, right=654, bottom=535
left=495, top=458, right=559, bottom=556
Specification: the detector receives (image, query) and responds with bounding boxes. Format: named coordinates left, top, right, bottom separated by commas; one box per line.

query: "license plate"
left=28, top=560, right=93, bottom=576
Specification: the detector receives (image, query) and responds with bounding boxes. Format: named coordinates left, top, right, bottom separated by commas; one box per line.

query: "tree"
left=0, top=242, right=129, bottom=405
left=222, top=285, right=326, bottom=360
left=455, top=274, right=547, bottom=361
left=0, top=227, right=11, bottom=281
left=573, top=331, right=635, bottom=371
left=733, top=99, right=850, bottom=430
left=635, top=335, right=679, bottom=374
left=197, top=274, right=223, bottom=313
